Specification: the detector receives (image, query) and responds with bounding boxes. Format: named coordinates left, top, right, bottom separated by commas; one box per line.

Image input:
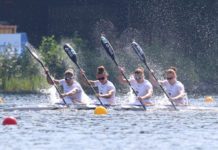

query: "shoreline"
left=0, top=90, right=48, bottom=95
left=0, top=81, right=217, bottom=95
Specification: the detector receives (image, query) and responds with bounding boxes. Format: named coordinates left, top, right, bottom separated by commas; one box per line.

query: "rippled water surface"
left=0, top=94, right=218, bottom=150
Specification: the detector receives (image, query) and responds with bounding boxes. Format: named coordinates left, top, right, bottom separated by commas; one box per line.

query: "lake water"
left=0, top=94, right=218, bottom=150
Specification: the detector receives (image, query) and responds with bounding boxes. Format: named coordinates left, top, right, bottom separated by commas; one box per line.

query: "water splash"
left=48, top=86, right=61, bottom=104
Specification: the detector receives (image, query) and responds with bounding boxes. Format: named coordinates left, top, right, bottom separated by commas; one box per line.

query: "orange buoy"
left=2, top=117, right=17, bottom=125
left=94, top=106, right=108, bottom=115
left=204, top=96, right=214, bottom=103
left=0, top=97, right=4, bottom=103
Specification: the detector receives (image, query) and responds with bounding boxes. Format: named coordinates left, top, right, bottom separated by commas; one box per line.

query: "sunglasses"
left=167, top=77, right=174, bottom=80
left=97, top=77, right=105, bottom=81
left=134, top=75, right=142, bottom=80
left=65, top=77, right=73, bottom=81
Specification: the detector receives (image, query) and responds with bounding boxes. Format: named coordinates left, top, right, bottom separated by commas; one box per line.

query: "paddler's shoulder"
left=175, top=80, right=184, bottom=87
left=106, top=80, right=116, bottom=87
left=73, top=80, right=82, bottom=86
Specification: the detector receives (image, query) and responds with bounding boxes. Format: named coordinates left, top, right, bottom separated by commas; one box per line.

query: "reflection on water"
left=0, top=94, right=218, bottom=150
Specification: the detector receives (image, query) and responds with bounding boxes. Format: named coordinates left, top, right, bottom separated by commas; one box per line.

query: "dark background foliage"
left=0, top=0, right=217, bottom=93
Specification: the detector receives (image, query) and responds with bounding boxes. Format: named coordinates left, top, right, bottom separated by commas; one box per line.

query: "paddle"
left=63, top=43, right=105, bottom=106
left=100, top=35, right=147, bottom=110
left=25, top=42, right=67, bottom=105
left=131, top=41, right=177, bottom=110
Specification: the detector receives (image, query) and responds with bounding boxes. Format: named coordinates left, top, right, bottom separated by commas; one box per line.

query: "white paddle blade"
left=25, top=42, right=40, bottom=60
left=131, top=41, right=145, bottom=62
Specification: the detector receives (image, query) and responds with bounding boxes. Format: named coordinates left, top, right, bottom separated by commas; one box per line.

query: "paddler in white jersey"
left=81, top=66, right=116, bottom=106
left=149, top=67, right=188, bottom=105
left=46, top=69, right=91, bottom=105
left=118, top=67, right=154, bottom=106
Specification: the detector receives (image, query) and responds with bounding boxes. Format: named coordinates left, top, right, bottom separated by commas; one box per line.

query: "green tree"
left=39, top=36, right=69, bottom=78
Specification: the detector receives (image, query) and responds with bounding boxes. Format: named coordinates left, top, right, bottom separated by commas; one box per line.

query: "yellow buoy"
left=94, top=106, right=108, bottom=115
left=0, top=97, right=4, bottom=104
left=204, top=96, right=214, bottom=103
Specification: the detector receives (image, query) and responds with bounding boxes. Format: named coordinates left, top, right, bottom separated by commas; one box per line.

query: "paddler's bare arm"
left=138, top=88, right=153, bottom=100
left=148, top=70, right=163, bottom=87
left=97, top=89, right=114, bottom=99
left=61, top=88, right=79, bottom=97
left=170, top=90, right=186, bottom=101
left=45, top=70, right=60, bottom=85
left=118, top=67, right=129, bottom=84
left=79, top=69, right=97, bottom=87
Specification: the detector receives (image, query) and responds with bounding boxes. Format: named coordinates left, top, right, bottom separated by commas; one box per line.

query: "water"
left=0, top=94, right=218, bottom=150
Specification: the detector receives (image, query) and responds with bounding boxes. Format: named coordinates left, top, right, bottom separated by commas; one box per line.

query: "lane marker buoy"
left=2, top=117, right=17, bottom=125
left=0, top=97, right=4, bottom=103
left=94, top=106, right=108, bottom=115
left=204, top=96, right=214, bottom=103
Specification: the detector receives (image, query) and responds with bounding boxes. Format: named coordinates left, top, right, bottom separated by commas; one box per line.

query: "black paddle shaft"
left=63, top=43, right=104, bottom=106
left=100, top=36, right=146, bottom=110
left=131, top=41, right=177, bottom=110
left=25, top=43, right=67, bottom=105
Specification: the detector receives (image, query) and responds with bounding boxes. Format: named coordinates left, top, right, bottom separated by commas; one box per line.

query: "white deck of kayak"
left=0, top=104, right=217, bottom=112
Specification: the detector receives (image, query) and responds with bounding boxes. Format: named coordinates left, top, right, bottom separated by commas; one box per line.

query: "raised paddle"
left=63, top=43, right=105, bottom=107
left=131, top=41, right=177, bottom=110
left=25, top=42, right=67, bottom=105
left=100, top=35, right=147, bottom=110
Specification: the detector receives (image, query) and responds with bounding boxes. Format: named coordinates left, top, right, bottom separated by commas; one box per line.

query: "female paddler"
left=81, top=66, right=116, bottom=106
left=149, top=67, right=188, bottom=105
left=46, top=69, right=91, bottom=105
left=118, top=67, right=154, bottom=106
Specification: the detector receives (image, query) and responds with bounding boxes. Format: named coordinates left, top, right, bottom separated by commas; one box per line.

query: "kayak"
left=115, top=105, right=218, bottom=111
left=1, top=104, right=217, bottom=112
left=74, top=104, right=97, bottom=110
left=0, top=104, right=97, bottom=112
left=115, top=105, right=169, bottom=111
left=0, top=105, right=67, bottom=112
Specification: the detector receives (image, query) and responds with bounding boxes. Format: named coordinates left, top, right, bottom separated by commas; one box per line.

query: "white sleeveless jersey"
left=94, top=80, right=116, bottom=105
left=59, top=79, right=91, bottom=104
left=129, top=79, right=153, bottom=105
left=162, top=80, right=188, bottom=104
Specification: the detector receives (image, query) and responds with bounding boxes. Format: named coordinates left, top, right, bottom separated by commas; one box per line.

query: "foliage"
left=3, top=76, right=46, bottom=93
left=0, top=31, right=217, bottom=93
left=38, top=35, right=69, bottom=78
left=0, top=46, right=48, bottom=92
left=2, top=1, right=218, bottom=93
left=0, top=35, right=74, bottom=93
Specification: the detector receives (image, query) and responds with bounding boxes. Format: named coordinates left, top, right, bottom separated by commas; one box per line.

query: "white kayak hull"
left=1, top=104, right=217, bottom=112
left=0, top=104, right=97, bottom=112
left=1, top=105, right=67, bottom=111
left=74, top=104, right=97, bottom=110
left=115, top=105, right=169, bottom=111
left=115, top=105, right=218, bottom=111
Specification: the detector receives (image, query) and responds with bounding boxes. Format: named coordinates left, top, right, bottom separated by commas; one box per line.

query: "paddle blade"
left=131, top=41, right=146, bottom=63
left=25, top=42, right=40, bottom=60
left=25, top=42, right=45, bottom=68
left=100, top=35, right=116, bottom=60
left=63, top=43, right=78, bottom=64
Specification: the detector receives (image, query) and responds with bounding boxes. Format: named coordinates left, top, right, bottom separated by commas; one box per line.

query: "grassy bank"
left=1, top=76, right=47, bottom=93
